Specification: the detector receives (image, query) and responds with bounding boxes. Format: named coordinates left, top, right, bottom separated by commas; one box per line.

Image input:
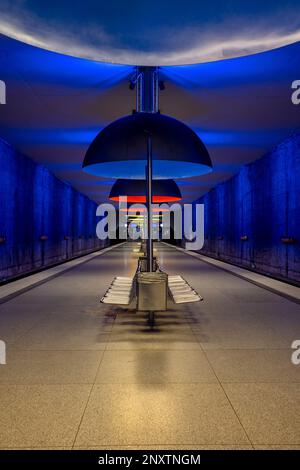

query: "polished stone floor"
left=0, top=242, right=299, bottom=450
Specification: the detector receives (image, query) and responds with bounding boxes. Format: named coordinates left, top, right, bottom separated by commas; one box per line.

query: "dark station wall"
left=196, top=132, right=300, bottom=284
left=0, top=138, right=107, bottom=282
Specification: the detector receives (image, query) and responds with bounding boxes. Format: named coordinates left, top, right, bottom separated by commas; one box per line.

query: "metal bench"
left=101, top=276, right=134, bottom=305
left=168, top=275, right=203, bottom=304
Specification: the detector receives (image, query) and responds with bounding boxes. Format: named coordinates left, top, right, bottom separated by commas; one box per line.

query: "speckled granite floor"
left=0, top=242, right=299, bottom=450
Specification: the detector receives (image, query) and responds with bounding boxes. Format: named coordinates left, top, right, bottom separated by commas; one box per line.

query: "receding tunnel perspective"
left=0, top=0, right=300, bottom=462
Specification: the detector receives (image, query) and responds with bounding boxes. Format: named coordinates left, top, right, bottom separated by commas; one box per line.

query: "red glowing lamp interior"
left=110, top=195, right=181, bottom=203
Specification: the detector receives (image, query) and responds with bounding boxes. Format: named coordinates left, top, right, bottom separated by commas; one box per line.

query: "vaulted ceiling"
left=0, top=33, right=299, bottom=203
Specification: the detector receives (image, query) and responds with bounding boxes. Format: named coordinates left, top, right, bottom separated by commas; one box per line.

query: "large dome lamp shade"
left=109, top=178, right=182, bottom=203
left=82, top=112, right=212, bottom=179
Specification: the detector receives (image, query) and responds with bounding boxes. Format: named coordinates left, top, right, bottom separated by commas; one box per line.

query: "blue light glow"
left=161, top=41, right=300, bottom=87
left=82, top=160, right=213, bottom=179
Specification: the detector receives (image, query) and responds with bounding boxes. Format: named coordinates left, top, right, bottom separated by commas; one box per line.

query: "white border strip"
left=0, top=243, right=126, bottom=303
left=162, top=243, right=300, bottom=303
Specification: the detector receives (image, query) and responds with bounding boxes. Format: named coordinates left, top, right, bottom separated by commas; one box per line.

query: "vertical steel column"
left=136, top=66, right=158, bottom=272
left=136, top=66, right=158, bottom=113
left=146, top=133, right=153, bottom=272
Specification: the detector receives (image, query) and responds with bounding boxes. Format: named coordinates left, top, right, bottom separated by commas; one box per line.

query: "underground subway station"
left=0, top=0, right=300, bottom=463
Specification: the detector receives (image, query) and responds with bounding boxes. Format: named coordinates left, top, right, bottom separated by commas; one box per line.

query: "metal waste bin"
left=140, top=241, right=147, bottom=255
left=138, top=256, right=158, bottom=272
left=137, top=272, right=168, bottom=311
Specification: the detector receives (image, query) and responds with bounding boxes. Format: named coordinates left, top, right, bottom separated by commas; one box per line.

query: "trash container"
left=138, top=256, right=158, bottom=272
left=137, top=272, right=168, bottom=311
left=140, top=241, right=147, bottom=255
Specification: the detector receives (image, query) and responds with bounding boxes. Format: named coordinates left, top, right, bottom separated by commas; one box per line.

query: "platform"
left=0, top=242, right=299, bottom=450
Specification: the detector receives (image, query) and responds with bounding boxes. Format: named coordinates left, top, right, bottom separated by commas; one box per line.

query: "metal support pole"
left=136, top=66, right=158, bottom=274
left=146, top=133, right=153, bottom=272
left=136, top=66, right=158, bottom=113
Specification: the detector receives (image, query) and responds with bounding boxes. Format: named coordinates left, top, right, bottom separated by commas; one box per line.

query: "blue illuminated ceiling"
left=0, top=34, right=300, bottom=203
left=0, top=0, right=300, bottom=65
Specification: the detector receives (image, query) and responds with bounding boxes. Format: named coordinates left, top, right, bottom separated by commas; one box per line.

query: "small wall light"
left=281, top=237, right=296, bottom=245
left=40, top=235, right=48, bottom=241
left=240, top=235, right=248, bottom=241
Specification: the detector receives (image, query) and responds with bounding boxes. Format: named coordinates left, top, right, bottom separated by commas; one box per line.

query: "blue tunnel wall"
left=196, top=132, right=300, bottom=284
left=1, top=130, right=300, bottom=284
left=0, top=138, right=107, bottom=282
